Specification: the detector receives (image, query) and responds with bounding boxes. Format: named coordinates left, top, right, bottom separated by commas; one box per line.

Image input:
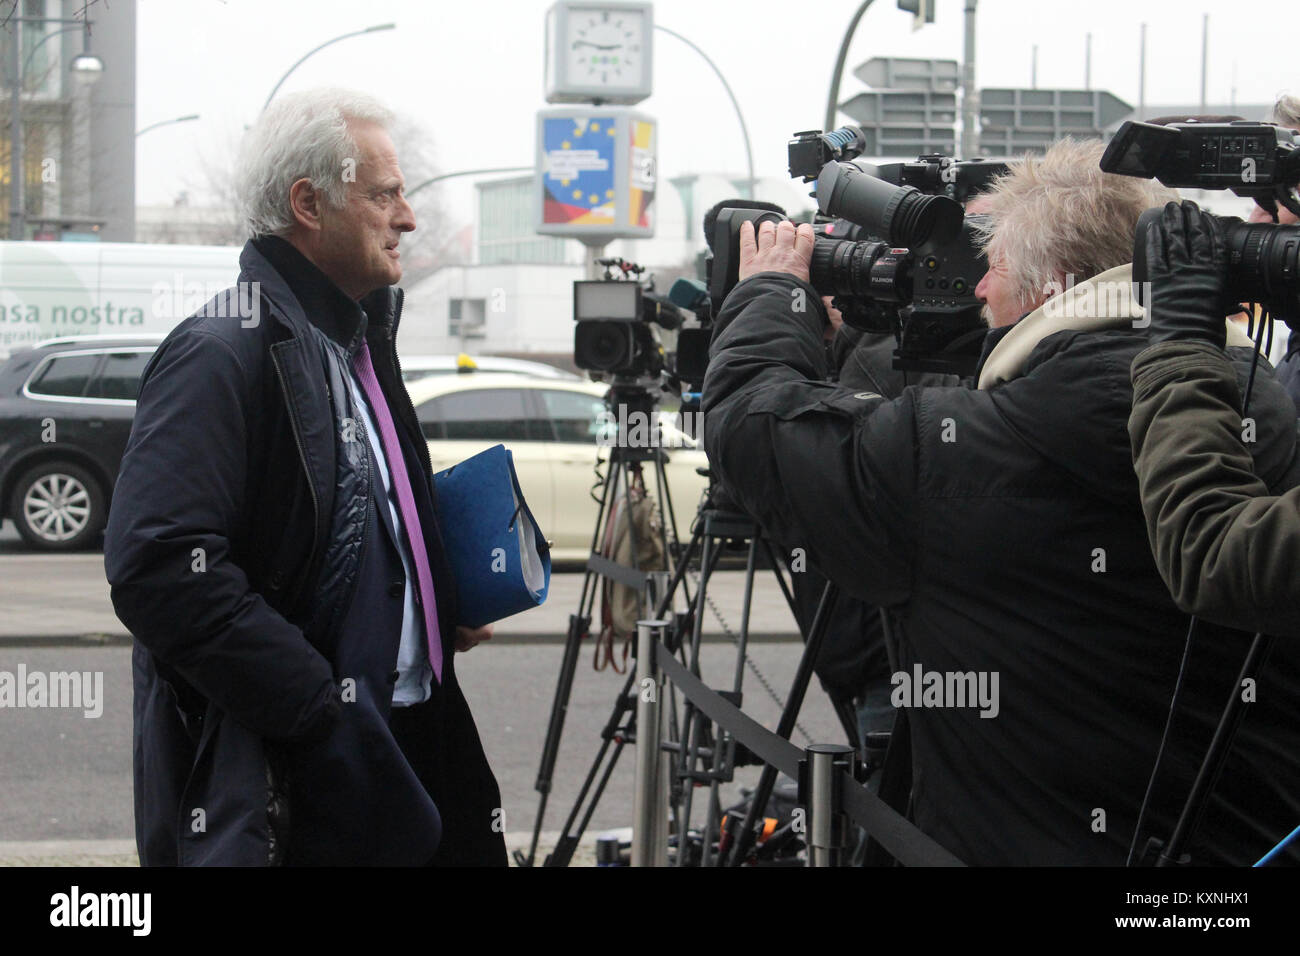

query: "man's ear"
left=289, top=178, right=324, bottom=232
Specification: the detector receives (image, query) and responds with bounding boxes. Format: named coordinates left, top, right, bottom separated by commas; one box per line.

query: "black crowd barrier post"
left=726, top=580, right=839, bottom=866
left=654, top=640, right=965, bottom=867
left=802, top=744, right=855, bottom=867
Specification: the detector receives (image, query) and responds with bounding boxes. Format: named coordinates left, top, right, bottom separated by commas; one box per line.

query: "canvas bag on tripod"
left=595, top=467, right=667, bottom=671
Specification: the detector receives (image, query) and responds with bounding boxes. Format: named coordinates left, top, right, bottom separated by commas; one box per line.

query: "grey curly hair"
left=1270, top=93, right=1300, bottom=130
left=234, top=88, right=395, bottom=239
left=976, top=138, right=1178, bottom=312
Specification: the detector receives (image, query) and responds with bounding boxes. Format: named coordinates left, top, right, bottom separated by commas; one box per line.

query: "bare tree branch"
left=2, top=0, right=104, bottom=32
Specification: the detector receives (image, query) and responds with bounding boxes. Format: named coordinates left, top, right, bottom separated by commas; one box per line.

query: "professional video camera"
left=573, top=257, right=682, bottom=380
left=707, top=126, right=1008, bottom=376
left=1100, top=120, right=1300, bottom=321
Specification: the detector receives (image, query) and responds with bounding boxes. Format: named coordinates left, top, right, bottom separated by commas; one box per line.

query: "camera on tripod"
left=707, top=126, right=1007, bottom=376
left=573, top=257, right=681, bottom=380
left=1100, top=119, right=1300, bottom=321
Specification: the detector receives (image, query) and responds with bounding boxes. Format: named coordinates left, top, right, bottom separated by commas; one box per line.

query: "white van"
left=0, top=241, right=243, bottom=355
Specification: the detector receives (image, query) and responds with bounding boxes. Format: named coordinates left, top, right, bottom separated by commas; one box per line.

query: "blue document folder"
left=432, top=444, right=551, bottom=628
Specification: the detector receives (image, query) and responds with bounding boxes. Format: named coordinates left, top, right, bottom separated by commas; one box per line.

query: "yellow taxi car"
left=406, top=373, right=709, bottom=564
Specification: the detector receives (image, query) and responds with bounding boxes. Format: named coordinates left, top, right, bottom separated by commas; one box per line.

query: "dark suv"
left=0, top=335, right=162, bottom=551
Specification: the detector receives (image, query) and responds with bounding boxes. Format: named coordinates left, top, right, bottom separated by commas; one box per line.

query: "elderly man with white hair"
left=702, top=137, right=1300, bottom=865
left=105, top=89, right=505, bottom=866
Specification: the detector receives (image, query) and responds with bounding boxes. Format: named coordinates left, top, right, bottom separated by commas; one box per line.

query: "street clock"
left=545, top=1, right=653, bottom=105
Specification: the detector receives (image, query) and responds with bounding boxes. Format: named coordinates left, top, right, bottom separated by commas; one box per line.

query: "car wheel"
left=9, top=462, right=106, bottom=552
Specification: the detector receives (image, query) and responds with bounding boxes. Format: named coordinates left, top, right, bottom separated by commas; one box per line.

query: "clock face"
left=566, top=7, right=644, bottom=89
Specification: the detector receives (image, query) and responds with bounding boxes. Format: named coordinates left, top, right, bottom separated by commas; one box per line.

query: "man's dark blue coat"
left=104, top=239, right=505, bottom=866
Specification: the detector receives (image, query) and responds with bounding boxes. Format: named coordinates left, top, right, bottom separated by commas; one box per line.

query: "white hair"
left=1270, top=93, right=1300, bottom=130
left=977, top=138, right=1178, bottom=311
left=234, top=88, right=395, bottom=239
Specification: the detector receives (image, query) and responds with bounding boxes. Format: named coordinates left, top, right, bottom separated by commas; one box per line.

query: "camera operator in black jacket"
left=702, top=139, right=1300, bottom=865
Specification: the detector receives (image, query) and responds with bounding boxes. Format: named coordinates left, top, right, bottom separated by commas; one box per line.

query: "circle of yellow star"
left=573, top=188, right=583, bottom=199
left=590, top=123, right=600, bottom=133
left=561, top=140, right=571, bottom=150
left=589, top=194, right=599, bottom=203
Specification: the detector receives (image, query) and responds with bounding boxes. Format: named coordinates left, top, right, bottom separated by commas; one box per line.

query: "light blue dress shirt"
left=347, top=367, right=432, bottom=706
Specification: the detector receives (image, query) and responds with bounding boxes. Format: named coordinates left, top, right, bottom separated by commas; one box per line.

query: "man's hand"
left=1144, top=200, right=1232, bottom=349
left=738, top=218, right=816, bottom=284
left=455, top=624, right=493, bottom=652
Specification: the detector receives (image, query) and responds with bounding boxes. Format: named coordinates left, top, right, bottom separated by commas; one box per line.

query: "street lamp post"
left=262, top=23, right=396, bottom=111
left=825, top=0, right=877, bottom=133
left=654, top=25, right=755, bottom=199
left=136, top=114, right=200, bottom=138
left=405, top=166, right=533, bottom=199
left=8, top=16, right=104, bottom=240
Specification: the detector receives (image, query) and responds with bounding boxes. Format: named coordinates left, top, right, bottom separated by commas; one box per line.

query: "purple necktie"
left=352, top=341, right=443, bottom=683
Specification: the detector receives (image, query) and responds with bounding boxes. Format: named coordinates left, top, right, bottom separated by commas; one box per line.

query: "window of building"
left=22, top=0, right=61, bottom=99
left=448, top=298, right=487, bottom=338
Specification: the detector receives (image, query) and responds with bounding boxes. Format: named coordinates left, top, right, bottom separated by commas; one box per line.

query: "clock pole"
left=583, top=239, right=609, bottom=280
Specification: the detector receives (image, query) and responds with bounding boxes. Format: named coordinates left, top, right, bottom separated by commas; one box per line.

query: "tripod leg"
left=673, top=532, right=727, bottom=862
left=547, top=520, right=710, bottom=865
left=701, top=534, right=761, bottom=866
left=731, top=534, right=759, bottom=691
left=546, top=671, right=636, bottom=866
left=520, top=447, right=624, bottom=866
left=758, top=536, right=802, bottom=627
left=726, top=579, right=840, bottom=866
left=523, top=613, right=588, bottom=867
left=1158, top=631, right=1277, bottom=866
left=700, top=723, right=731, bottom=867
left=653, top=452, right=694, bottom=610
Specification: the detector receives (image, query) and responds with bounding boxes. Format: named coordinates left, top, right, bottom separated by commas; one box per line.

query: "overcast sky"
left=135, top=0, right=1299, bottom=224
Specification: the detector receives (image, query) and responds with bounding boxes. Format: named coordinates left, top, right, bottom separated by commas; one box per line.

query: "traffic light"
left=897, top=0, right=936, bottom=28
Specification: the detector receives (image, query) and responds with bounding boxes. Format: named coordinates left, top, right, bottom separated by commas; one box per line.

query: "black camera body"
left=1102, top=120, right=1300, bottom=200
left=1101, top=120, right=1300, bottom=321
left=866, top=155, right=1009, bottom=206
left=573, top=260, right=674, bottom=379
left=708, top=128, right=1004, bottom=376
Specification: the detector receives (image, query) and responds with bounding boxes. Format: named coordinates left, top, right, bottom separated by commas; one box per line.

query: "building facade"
left=397, top=171, right=815, bottom=359
left=1, top=0, right=136, bottom=241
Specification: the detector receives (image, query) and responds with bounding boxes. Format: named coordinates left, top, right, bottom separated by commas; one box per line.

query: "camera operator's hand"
left=1144, top=200, right=1231, bottom=349
left=739, top=219, right=816, bottom=284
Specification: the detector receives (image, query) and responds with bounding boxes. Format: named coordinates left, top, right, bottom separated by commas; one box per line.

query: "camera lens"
left=810, top=238, right=911, bottom=304
left=1134, top=210, right=1300, bottom=320
left=1225, top=221, right=1300, bottom=315
left=575, top=320, right=635, bottom=372
left=817, top=162, right=964, bottom=247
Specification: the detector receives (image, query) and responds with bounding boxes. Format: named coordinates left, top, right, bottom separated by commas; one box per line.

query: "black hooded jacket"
left=703, top=269, right=1300, bottom=865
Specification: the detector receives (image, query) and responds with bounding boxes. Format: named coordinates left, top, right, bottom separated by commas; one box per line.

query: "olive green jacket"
left=1129, top=340, right=1300, bottom=636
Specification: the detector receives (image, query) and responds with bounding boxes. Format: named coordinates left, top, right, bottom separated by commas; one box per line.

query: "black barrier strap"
left=587, top=552, right=652, bottom=591
left=835, top=764, right=962, bottom=867
left=655, top=642, right=964, bottom=867
left=656, top=642, right=803, bottom=776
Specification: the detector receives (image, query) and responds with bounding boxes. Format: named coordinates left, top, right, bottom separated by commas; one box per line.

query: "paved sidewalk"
left=0, top=553, right=801, bottom=643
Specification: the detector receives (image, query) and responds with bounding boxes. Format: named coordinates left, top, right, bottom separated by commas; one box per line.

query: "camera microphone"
left=668, top=277, right=710, bottom=312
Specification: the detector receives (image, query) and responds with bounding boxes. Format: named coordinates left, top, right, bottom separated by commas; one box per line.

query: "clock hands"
left=572, top=40, right=622, bottom=50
